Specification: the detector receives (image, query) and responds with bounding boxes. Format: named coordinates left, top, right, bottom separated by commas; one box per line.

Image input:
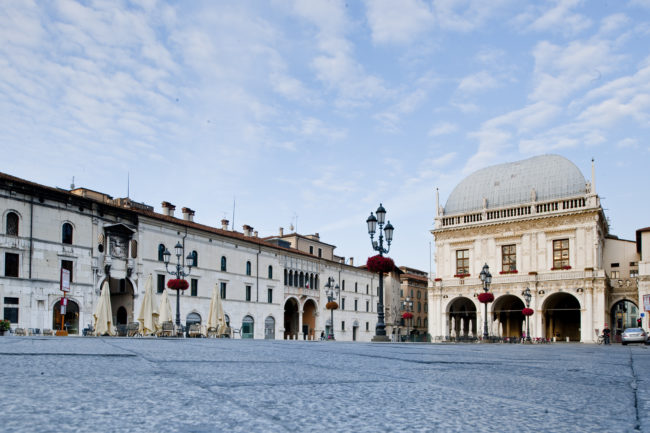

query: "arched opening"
left=186, top=312, right=201, bottom=337
left=265, top=316, right=275, bottom=339
left=493, top=295, right=525, bottom=339
left=242, top=315, right=254, bottom=339
left=116, top=306, right=128, bottom=325
left=52, top=299, right=79, bottom=334
left=6, top=211, right=19, bottom=236
left=543, top=292, right=581, bottom=342
left=302, top=299, right=317, bottom=340
left=284, top=298, right=299, bottom=339
left=611, top=300, right=640, bottom=342
left=62, top=222, right=73, bottom=244
left=284, top=269, right=288, bottom=285
left=447, top=297, right=477, bottom=339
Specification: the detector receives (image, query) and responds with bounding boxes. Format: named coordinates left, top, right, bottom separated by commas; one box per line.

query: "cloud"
left=457, top=70, right=499, bottom=94
left=433, top=0, right=512, bottom=32
left=364, top=0, right=435, bottom=45
left=516, top=0, right=592, bottom=36
left=617, top=138, right=639, bottom=148
left=428, top=122, right=458, bottom=136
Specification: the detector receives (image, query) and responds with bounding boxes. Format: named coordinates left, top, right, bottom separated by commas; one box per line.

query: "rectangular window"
left=366, top=322, right=369, bottom=331
left=245, top=285, right=251, bottom=302
left=191, top=279, right=198, bottom=297
left=267, top=288, right=273, bottom=303
left=309, top=246, right=314, bottom=254
left=355, top=282, right=358, bottom=292
left=631, top=270, right=638, bottom=278
left=61, top=260, right=73, bottom=282
left=553, top=239, right=570, bottom=269
left=400, top=289, right=403, bottom=297
left=341, top=321, right=345, bottom=331
left=417, top=290, right=421, bottom=299
left=341, top=298, right=345, bottom=310
left=318, top=248, right=322, bottom=258
left=630, top=262, right=638, bottom=267
left=366, top=284, right=369, bottom=294
left=342, top=280, right=345, bottom=291
left=611, top=271, right=620, bottom=278
left=5, top=253, right=19, bottom=277
left=501, top=244, right=516, bottom=272
left=4, top=297, right=19, bottom=304
left=4, top=297, right=19, bottom=323
left=456, top=250, right=469, bottom=275
left=220, top=282, right=227, bottom=299
left=611, top=263, right=620, bottom=268
left=157, top=275, right=165, bottom=293
left=366, top=301, right=369, bottom=312
left=354, top=299, right=358, bottom=311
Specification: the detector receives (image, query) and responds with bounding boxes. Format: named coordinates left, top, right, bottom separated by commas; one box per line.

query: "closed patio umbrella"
left=93, top=281, right=115, bottom=336
left=158, top=288, right=174, bottom=326
left=137, top=274, right=159, bottom=336
left=206, top=284, right=227, bottom=336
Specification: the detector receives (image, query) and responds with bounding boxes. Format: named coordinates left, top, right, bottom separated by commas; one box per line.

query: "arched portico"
left=302, top=299, right=317, bottom=340
left=543, top=292, right=581, bottom=341
left=446, top=297, right=477, bottom=339
left=105, top=277, right=135, bottom=325
left=493, top=295, right=525, bottom=338
left=53, top=298, right=80, bottom=335
left=284, top=297, right=299, bottom=339
left=610, top=299, right=640, bottom=341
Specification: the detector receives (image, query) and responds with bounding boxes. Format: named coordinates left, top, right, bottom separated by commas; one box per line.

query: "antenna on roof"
left=127, top=172, right=130, bottom=198
left=70, top=176, right=75, bottom=190
left=232, top=196, right=236, bottom=231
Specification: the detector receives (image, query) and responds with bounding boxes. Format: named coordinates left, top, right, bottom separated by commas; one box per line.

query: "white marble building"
left=429, top=155, right=644, bottom=343
left=0, top=172, right=386, bottom=341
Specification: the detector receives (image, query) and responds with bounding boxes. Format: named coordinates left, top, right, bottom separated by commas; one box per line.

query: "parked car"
left=621, top=328, right=647, bottom=345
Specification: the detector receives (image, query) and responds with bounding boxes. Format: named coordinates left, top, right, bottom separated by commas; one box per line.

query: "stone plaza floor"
left=2, top=337, right=650, bottom=432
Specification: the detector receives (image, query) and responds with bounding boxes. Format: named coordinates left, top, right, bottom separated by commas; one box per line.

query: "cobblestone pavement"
left=2, top=337, right=649, bottom=432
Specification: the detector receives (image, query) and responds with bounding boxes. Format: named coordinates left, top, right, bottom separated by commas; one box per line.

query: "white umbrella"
left=93, top=281, right=115, bottom=336
left=206, top=284, right=227, bottom=336
left=158, top=288, right=174, bottom=325
left=137, top=274, right=159, bottom=336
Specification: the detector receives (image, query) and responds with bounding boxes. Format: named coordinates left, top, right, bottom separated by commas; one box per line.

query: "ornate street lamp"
left=366, top=203, right=394, bottom=342
left=324, top=277, right=340, bottom=340
left=523, top=287, right=532, bottom=342
left=163, top=241, right=195, bottom=329
left=402, top=297, right=413, bottom=342
left=478, top=263, right=493, bottom=340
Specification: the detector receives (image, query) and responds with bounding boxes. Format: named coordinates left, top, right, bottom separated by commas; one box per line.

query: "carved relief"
left=110, top=236, right=128, bottom=259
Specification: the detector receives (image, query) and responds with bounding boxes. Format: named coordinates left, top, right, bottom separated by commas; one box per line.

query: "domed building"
left=429, top=154, right=641, bottom=343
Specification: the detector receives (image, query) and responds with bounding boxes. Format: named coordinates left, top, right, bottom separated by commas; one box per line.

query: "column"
left=298, top=309, right=303, bottom=340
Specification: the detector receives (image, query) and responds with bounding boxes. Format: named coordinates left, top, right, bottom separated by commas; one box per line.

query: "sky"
left=1, top=0, right=649, bottom=275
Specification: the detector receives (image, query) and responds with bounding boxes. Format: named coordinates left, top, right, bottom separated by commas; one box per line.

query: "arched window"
left=242, top=315, right=254, bottom=339
left=246, top=261, right=252, bottom=276
left=221, top=256, right=227, bottom=271
left=268, top=265, right=273, bottom=279
left=424, top=318, right=428, bottom=328
left=6, top=212, right=18, bottom=236
left=158, top=244, right=166, bottom=261
left=62, top=223, right=73, bottom=244
left=310, top=274, right=314, bottom=290
left=315, top=275, right=319, bottom=290
left=191, top=250, right=198, bottom=267
left=284, top=269, right=288, bottom=285
left=417, top=317, right=421, bottom=327
left=289, top=271, right=293, bottom=286
left=299, top=272, right=304, bottom=287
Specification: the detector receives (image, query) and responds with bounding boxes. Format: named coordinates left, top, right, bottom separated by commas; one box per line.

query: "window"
left=631, top=270, right=639, bottom=278
left=366, top=300, right=369, bottom=312
left=246, top=261, right=252, bottom=276
left=400, top=289, right=403, bottom=297
left=4, top=297, right=19, bottom=323
left=342, top=280, right=345, bottom=291
left=553, top=239, right=569, bottom=269
left=366, top=284, right=369, bottom=294
left=411, top=289, right=414, bottom=298
left=366, top=322, right=369, bottom=331
left=61, top=260, right=73, bottom=283
left=611, top=263, right=620, bottom=268
left=456, top=249, right=469, bottom=275
left=341, top=298, right=345, bottom=310
left=424, top=318, right=428, bottom=328
left=418, top=302, right=421, bottom=313
left=611, top=271, right=620, bottom=279
left=131, top=240, right=138, bottom=258
left=191, top=279, right=198, bottom=297
left=417, top=290, right=421, bottom=299
left=267, top=288, right=273, bottom=303
left=220, top=282, right=227, bottom=299
left=355, top=282, right=358, bottom=293
left=424, top=303, right=428, bottom=313
left=502, top=244, right=516, bottom=272
left=6, top=212, right=18, bottom=236
left=268, top=265, right=273, bottom=279
left=354, top=299, right=358, bottom=311
left=417, top=318, right=421, bottom=327
left=630, top=262, right=638, bottom=267
left=221, top=256, right=227, bottom=271
left=157, top=275, right=165, bottom=293
left=62, top=223, right=73, bottom=244
left=158, top=244, right=166, bottom=262
left=284, top=269, right=288, bottom=285
left=341, top=321, right=345, bottom=331
left=318, top=248, right=322, bottom=258
left=309, top=246, right=314, bottom=254
left=5, top=253, right=19, bottom=277
left=191, top=251, right=198, bottom=267
left=246, top=285, right=252, bottom=302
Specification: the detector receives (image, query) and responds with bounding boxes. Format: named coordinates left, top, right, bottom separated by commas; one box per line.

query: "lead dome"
left=444, top=154, right=587, bottom=215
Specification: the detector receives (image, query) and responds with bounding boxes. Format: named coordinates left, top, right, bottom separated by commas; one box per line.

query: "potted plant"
left=0, top=319, right=10, bottom=336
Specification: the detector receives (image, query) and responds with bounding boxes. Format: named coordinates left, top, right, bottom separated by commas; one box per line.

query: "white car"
left=621, top=328, right=647, bottom=345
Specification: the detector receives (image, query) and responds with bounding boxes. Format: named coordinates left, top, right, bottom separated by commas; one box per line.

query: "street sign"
left=642, top=313, right=646, bottom=318
left=60, top=268, right=70, bottom=292
left=644, top=295, right=650, bottom=312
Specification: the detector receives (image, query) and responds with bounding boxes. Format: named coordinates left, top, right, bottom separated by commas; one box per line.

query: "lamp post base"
left=371, top=335, right=391, bottom=342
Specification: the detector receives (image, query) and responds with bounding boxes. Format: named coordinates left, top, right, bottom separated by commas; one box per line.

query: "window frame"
left=245, top=261, right=252, bottom=276
left=4, top=252, right=19, bottom=277
left=501, top=244, right=516, bottom=272
left=221, top=256, right=227, bottom=272
left=62, top=222, right=73, bottom=245
left=220, top=282, right=227, bottom=299
left=190, top=278, right=198, bottom=297
left=157, top=274, right=165, bottom=293
left=6, top=212, right=19, bottom=236
left=552, top=239, right=570, bottom=269
left=456, top=249, right=469, bottom=275
left=245, top=285, right=252, bottom=302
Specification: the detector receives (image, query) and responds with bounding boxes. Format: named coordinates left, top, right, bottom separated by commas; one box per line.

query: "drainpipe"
left=29, top=197, right=34, bottom=279
left=256, top=244, right=260, bottom=302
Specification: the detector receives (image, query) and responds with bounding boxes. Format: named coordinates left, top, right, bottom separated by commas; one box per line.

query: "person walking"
left=603, top=324, right=611, bottom=345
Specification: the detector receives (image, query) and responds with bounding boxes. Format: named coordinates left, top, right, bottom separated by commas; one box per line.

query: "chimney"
left=161, top=201, right=175, bottom=217
left=221, top=219, right=229, bottom=230
left=349, top=257, right=354, bottom=266
left=314, top=232, right=320, bottom=239
left=182, top=207, right=195, bottom=222
left=243, top=224, right=253, bottom=236
left=279, top=227, right=284, bottom=236
left=254, top=230, right=258, bottom=238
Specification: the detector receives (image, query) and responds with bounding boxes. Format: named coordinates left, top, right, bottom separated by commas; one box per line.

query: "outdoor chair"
left=159, top=321, right=174, bottom=337
left=43, top=329, right=53, bottom=336
left=15, top=328, right=26, bottom=336
left=126, top=322, right=140, bottom=337
left=188, top=324, right=202, bottom=338
left=207, top=327, right=218, bottom=338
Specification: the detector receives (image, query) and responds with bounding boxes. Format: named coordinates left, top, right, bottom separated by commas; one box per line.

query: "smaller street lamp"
left=523, top=287, right=532, bottom=342
left=402, top=297, right=413, bottom=342
left=479, top=263, right=492, bottom=340
left=163, top=241, right=195, bottom=330
left=324, top=277, right=340, bottom=340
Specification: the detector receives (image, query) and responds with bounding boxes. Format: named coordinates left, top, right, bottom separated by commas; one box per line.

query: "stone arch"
left=610, top=299, right=640, bottom=340
left=302, top=298, right=317, bottom=340
left=542, top=292, right=581, bottom=342
left=446, top=296, right=477, bottom=339
left=284, top=296, right=300, bottom=339
left=492, top=294, right=526, bottom=338
left=52, top=298, right=80, bottom=334
left=265, top=315, right=276, bottom=339
left=103, top=276, right=135, bottom=326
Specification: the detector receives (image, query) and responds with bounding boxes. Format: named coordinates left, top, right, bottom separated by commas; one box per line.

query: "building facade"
left=0, top=172, right=388, bottom=342
left=429, top=155, right=644, bottom=343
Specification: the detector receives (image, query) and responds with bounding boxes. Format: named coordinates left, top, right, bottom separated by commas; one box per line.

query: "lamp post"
left=523, top=287, right=532, bottom=342
left=479, top=263, right=492, bottom=340
left=324, top=277, right=340, bottom=340
left=163, top=241, right=195, bottom=329
left=402, top=297, right=413, bottom=342
left=366, top=203, right=394, bottom=342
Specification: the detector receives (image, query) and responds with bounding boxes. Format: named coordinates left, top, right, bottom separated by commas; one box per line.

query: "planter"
left=366, top=255, right=395, bottom=273
left=478, top=292, right=494, bottom=303
left=0, top=329, right=5, bottom=336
